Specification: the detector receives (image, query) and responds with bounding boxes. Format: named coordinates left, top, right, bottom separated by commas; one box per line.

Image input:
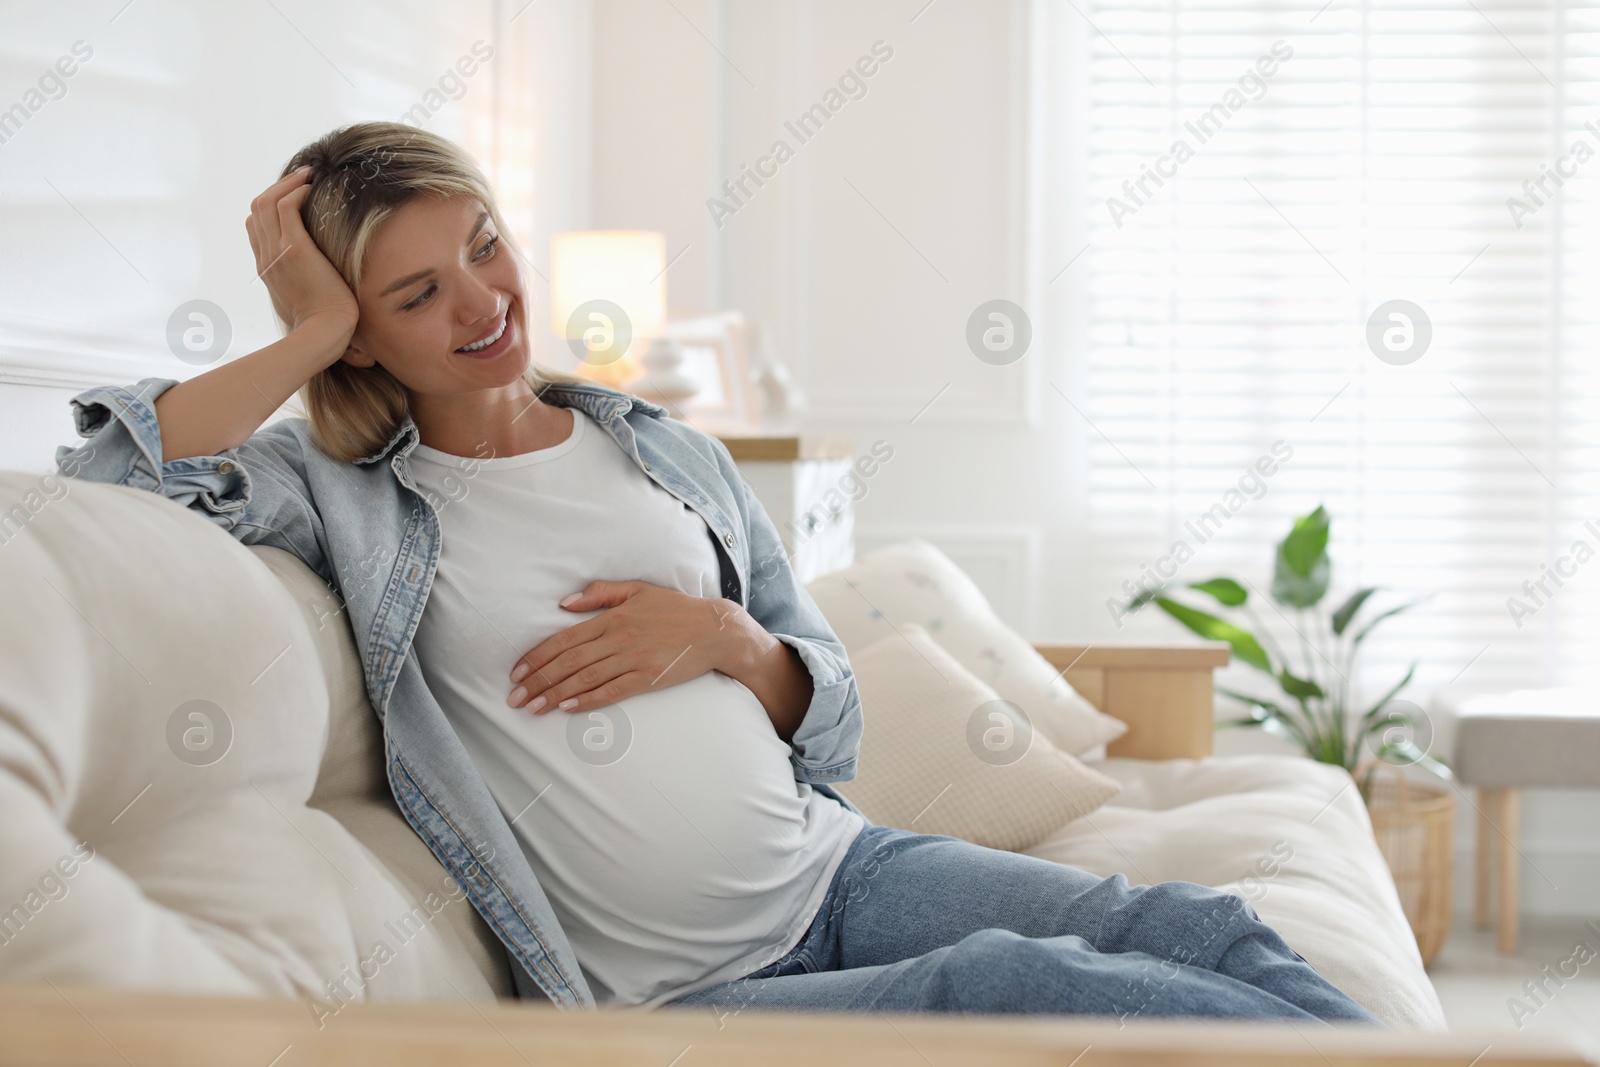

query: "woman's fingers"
left=242, top=166, right=358, bottom=330
left=262, top=183, right=312, bottom=284
left=277, top=181, right=312, bottom=241
left=249, top=167, right=311, bottom=272
left=509, top=640, right=617, bottom=709
left=522, top=659, right=642, bottom=716
left=515, top=633, right=633, bottom=710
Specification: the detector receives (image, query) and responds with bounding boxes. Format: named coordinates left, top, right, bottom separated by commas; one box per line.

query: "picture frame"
left=660, top=311, right=762, bottom=433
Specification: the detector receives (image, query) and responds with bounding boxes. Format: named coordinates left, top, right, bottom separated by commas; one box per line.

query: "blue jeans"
left=662, top=822, right=1382, bottom=1024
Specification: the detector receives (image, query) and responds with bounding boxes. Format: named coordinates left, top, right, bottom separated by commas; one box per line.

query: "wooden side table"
left=1430, top=686, right=1600, bottom=954
left=713, top=432, right=858, bottom=584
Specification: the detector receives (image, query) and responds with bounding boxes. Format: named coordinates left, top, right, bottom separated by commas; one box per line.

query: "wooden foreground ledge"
left=1, top=982, right=1594, bottom=1067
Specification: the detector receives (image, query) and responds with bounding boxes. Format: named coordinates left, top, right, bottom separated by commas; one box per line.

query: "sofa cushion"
left=0, top=471, right=507, bottom=1009
left=250, top=545, right=514, bottom=998
left=1022, top=755, right=1448, bottom=1030
left=805, top=539, right=1126, bottom=756
left=837, top=624, right=1122, bottom=852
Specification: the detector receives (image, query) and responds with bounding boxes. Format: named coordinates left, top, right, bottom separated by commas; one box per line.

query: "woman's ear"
left=340, top=336, right=377, bottom=368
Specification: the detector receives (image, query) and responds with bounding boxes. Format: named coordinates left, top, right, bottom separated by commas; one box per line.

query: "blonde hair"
left=280, top=121, right=589, bottom=463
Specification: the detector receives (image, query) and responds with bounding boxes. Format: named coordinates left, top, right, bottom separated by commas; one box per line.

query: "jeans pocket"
left=739, top=933, right=814, bottom=982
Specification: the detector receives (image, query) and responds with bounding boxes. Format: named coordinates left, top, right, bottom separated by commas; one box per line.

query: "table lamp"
left=549, top=230, right=697, bottom=409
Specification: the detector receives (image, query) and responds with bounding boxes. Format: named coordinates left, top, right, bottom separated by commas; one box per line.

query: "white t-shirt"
left=408, top=407, right=864, bottom=1007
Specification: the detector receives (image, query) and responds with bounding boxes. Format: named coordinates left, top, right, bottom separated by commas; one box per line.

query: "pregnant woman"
left=58, top=121, right=1378, bottom=1024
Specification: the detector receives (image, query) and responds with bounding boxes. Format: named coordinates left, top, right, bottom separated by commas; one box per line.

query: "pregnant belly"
left=510, top=670, right=816, bottom=921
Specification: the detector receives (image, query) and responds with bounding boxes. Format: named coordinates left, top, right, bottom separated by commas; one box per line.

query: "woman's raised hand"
left=245, top=166, right=359, bottom=337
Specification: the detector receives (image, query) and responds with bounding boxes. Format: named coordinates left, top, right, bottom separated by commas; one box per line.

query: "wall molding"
left=763, top=0, right=1037, bottom=430
left=0, top=323, right=180, bottom=391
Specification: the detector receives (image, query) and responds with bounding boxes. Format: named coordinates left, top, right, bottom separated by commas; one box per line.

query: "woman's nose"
left=460, top=286, right=503, bottom=326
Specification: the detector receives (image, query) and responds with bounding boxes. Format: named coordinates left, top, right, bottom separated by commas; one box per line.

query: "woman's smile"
left=455, top=306, right=515, bottom=360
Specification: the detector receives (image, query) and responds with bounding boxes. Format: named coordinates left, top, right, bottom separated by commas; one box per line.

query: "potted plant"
left=1124, top=504, right=1448, bottom=783
left=1122, top=504, right=1455, bottom=964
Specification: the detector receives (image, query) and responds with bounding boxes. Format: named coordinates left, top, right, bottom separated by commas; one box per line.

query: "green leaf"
left=1156, top=598, right=1272, bottom=673
left=1356, top=662, right=1418, bottom=728
left=1188, top=577, right=1248, bottom=607
left=1217, top=687, right=1291, bottom=715
left=1331, top=587, right=1380, bottom=636
left=1271, top=506, right=1331, bottom=609
left=1372, top=738, right=1454, bottom=781
left=1272, top=546, right=1330, bottom=609
left=1217, top=688, right=1310, bottom=750
left=1218, top=688, right=1294, bottom=720
left=1281, top=506, right=1330, bottom=576
left=1349, top=597, right=1430, bottom=650
left=1124, top=587, right=1163, bottom=613
left=1240, top=714, right=1304, bottom=748
left=1359, top=717, right=1401, bottom=745
left=1277, top=669, right=1325, bottom=700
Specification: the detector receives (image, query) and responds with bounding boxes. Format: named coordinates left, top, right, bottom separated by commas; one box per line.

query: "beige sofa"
left=6, top=470, right=1589, bottom=1066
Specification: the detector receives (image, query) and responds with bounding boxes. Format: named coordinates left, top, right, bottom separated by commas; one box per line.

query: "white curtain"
left=1034, top=0, right=1600, bottom=702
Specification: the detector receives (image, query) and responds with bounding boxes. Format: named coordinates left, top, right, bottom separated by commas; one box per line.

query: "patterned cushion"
left=806, top=538, right=1126, bottom=756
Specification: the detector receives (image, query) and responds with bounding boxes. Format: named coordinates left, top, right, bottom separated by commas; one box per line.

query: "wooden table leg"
left=1497, top=788, right=1521, bottom=955
left=1474, top=787, right=1494, bottom=929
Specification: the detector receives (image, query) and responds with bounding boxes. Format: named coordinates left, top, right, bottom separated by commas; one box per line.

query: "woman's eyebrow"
left=380, top=210, right=492, bottom=297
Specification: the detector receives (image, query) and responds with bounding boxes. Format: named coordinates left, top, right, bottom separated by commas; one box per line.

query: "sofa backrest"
left=249, top=545, right=515, bottom=998
left=0, top=471, right=511, bottom=1010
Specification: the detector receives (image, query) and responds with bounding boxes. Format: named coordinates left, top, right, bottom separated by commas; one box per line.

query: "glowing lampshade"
left=550, top=230, right=666, bottom=386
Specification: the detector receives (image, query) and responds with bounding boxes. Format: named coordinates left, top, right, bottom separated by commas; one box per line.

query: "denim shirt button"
left=724, top=532, right=736, bottom=547
left=642, top=461, right=651, bottom=472
left=218, top=460, right=235, bottom=474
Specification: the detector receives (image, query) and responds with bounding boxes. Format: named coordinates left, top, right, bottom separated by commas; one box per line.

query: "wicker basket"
left=1355, top=760, right=1454, bottom=967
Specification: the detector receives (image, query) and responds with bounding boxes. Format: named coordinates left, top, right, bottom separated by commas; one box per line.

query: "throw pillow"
left=837, top=624, right=1122, bottom=852
left=806, top=538, right=1126, bottom=755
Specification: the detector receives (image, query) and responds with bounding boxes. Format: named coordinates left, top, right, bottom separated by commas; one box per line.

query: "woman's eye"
left=401, top=237, right=499, bottom=311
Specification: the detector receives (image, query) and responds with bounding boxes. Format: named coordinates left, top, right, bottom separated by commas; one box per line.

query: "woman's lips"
left=455, top=310, right=513, bottom=359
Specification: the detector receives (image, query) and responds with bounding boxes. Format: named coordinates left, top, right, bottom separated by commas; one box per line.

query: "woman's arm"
left=158, top=165, right=358, bottom=460
left=713, top=605, right=815, bottom=745
left=154, top=316, right=352, bottom=461
left=717, top=451, right=864, bottom=785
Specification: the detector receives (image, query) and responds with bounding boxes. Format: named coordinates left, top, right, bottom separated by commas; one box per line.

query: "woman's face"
left=344, top=193, right=530, bottom=396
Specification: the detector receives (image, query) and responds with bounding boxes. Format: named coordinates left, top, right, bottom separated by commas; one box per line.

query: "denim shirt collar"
left=351, top=379, right=670, bottom=466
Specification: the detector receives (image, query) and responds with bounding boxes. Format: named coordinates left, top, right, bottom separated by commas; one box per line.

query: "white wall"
left=585, top=0, right=1042, bottom=624
left=0, top=0, right=594, bottom=471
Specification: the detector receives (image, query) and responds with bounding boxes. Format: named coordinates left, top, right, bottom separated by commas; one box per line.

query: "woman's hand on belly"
left=506, top=578, right=757, bottom=716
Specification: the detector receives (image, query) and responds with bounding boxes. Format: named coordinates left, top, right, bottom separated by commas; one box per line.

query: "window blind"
left=1074, top=0, right=1600, bottom=701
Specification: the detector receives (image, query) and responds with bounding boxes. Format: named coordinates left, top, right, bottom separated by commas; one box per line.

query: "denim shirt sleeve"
left=55, top=376, right=330, bottom=578
left=711, top=440, right=864, bottom=787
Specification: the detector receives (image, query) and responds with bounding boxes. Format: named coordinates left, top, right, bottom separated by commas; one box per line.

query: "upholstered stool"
left=1428, top=686, right=1600, bottom=954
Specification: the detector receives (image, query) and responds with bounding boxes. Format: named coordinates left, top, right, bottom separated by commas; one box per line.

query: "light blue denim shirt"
left=54, top=374, right=866, bottom=1009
